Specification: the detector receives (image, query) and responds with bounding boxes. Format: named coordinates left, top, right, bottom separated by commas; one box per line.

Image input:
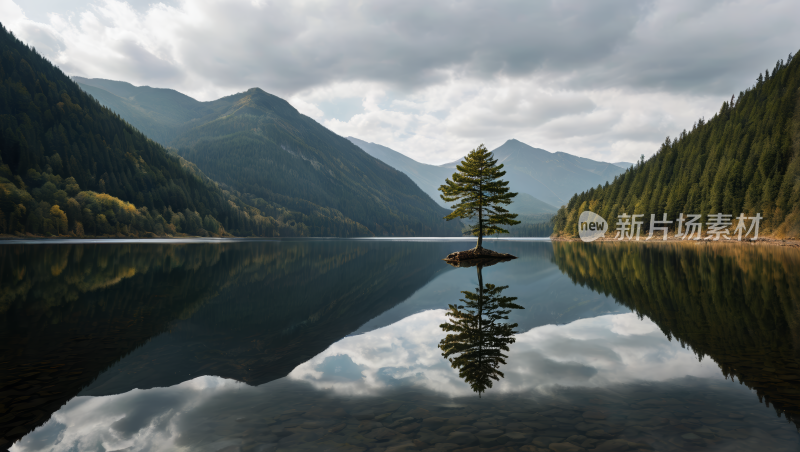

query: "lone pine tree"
left=439, top=144, right=520, bottom=249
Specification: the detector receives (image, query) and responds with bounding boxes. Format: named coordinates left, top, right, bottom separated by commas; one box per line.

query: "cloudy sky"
left=2, top=0, right=798, bottom=164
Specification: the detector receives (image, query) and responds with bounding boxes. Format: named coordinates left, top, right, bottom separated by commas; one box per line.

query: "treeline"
left=0, top=24, right=316, bottom=237
left=477, top=213, right=553, bottom=237
left=504, top=221, right=553, bottom=237
left=506, top=213, right=554, bottom=237
left=553, top=51, right=800, bottom=237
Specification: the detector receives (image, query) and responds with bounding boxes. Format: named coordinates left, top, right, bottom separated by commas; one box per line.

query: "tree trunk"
left=477, top=217, right=483, bottom=249
left=477, top=186, right=483, bottom=249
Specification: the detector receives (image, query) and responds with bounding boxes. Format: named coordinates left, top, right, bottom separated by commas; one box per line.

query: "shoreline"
left=550, top=235, right=800, bottom=248
left=2, top=234, right=798, bottom=248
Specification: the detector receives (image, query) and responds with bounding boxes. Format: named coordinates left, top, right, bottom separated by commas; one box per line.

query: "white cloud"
left=4, top=0, right=798, bottom=163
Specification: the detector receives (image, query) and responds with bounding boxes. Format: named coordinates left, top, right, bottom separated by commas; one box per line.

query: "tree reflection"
left=439, top=261, right=523, bottom=396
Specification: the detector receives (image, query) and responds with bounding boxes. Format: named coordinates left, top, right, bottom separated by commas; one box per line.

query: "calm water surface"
left=1, top=239, right=800, bottom=452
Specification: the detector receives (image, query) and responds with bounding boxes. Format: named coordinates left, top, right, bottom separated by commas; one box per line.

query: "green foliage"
left=0, top=24, right=309, bottom=237
left=439, top=265, right=523, bottom=396
left=439, top=145, right=521, bottom=247
left=554, top=51, right=800, bottom=238
left=76, top=79, right=462, bottom=237
left=501, top=214, right=554, bottom=237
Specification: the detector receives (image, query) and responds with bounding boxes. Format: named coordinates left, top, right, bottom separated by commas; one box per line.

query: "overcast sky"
left=2, top=0, right=799, bottom=164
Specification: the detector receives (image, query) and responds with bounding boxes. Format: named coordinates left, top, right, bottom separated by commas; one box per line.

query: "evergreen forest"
left=553, top=50, right=800, bottom=238
left=0, top=24, right=314, bottom=237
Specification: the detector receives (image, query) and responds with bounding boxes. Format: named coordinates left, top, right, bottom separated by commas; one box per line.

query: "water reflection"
left=5, top=240, right=800, bottom=451
left=0, top=240, right=457, bottom=447
left=552, top=241, right=800, bottom=425
left=439, top=261, right=523, bottom=396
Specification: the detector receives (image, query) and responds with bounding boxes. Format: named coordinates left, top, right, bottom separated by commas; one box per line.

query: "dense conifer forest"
left=553, top=51, right=800, bottom=238
left=0, top=25, right=315, bottom=237
left=504, top=214, right=554, bottom=237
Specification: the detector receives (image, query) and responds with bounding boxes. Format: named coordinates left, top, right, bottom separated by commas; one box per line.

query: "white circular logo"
left=578, top=211, right=607, bottom=242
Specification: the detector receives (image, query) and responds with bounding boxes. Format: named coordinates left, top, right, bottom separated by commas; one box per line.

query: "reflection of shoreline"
left=0, top=241, right=453, bottom=448
left=552, top=241, right=800, bottom=426
left=551, top=235, right=800, bottom=247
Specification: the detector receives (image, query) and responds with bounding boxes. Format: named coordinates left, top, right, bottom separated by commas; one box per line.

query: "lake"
left=2, top=239, right=800, bottom=452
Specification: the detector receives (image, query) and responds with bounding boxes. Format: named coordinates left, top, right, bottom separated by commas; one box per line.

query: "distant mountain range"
left=349, top=137, right=629, bottom=211
left=75, top=77, right=460, bottom=237
left=70, top=74, right=628, bottom=235
left=347, top=137, right=554, bottom=215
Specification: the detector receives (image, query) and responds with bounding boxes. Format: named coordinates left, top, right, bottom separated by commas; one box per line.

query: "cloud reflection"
left=14, top=312, right=724, bottom=451
left=289, top=311, right=723, bottom=396
left=12, top=377, right=243, bottom=452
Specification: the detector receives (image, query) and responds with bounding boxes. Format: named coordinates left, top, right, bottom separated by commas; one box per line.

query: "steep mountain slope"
left=439, top=139, right=627, bottom=208
left=76, top=79, right=460, bottom=237
left=510, top=193, right=558, bottom=216
left=347, top=136, right=453, bottom=207
left=553, top=52, right=800, bottom=237
left=0, top=24, right=292, bottom=237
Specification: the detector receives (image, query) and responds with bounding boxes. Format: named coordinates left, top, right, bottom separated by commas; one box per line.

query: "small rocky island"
left=443, top=247, right=517, bottom=267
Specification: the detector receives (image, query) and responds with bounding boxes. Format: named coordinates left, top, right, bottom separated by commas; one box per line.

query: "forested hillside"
left=553, top=51, right=800, bottom=238
left=0, top=24, right=313, bottom=237
left=76, top=80, right=461, bottom=237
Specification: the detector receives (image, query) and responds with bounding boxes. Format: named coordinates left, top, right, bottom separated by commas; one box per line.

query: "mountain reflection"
left=0, top=240, right=456, bottom=448
left=439, top=260, right=523, bottom=396
left=552, top=241, right=800, bottom=425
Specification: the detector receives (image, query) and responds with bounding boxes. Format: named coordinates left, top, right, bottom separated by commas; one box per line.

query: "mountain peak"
left=226, top=87, right=299, bottom=118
